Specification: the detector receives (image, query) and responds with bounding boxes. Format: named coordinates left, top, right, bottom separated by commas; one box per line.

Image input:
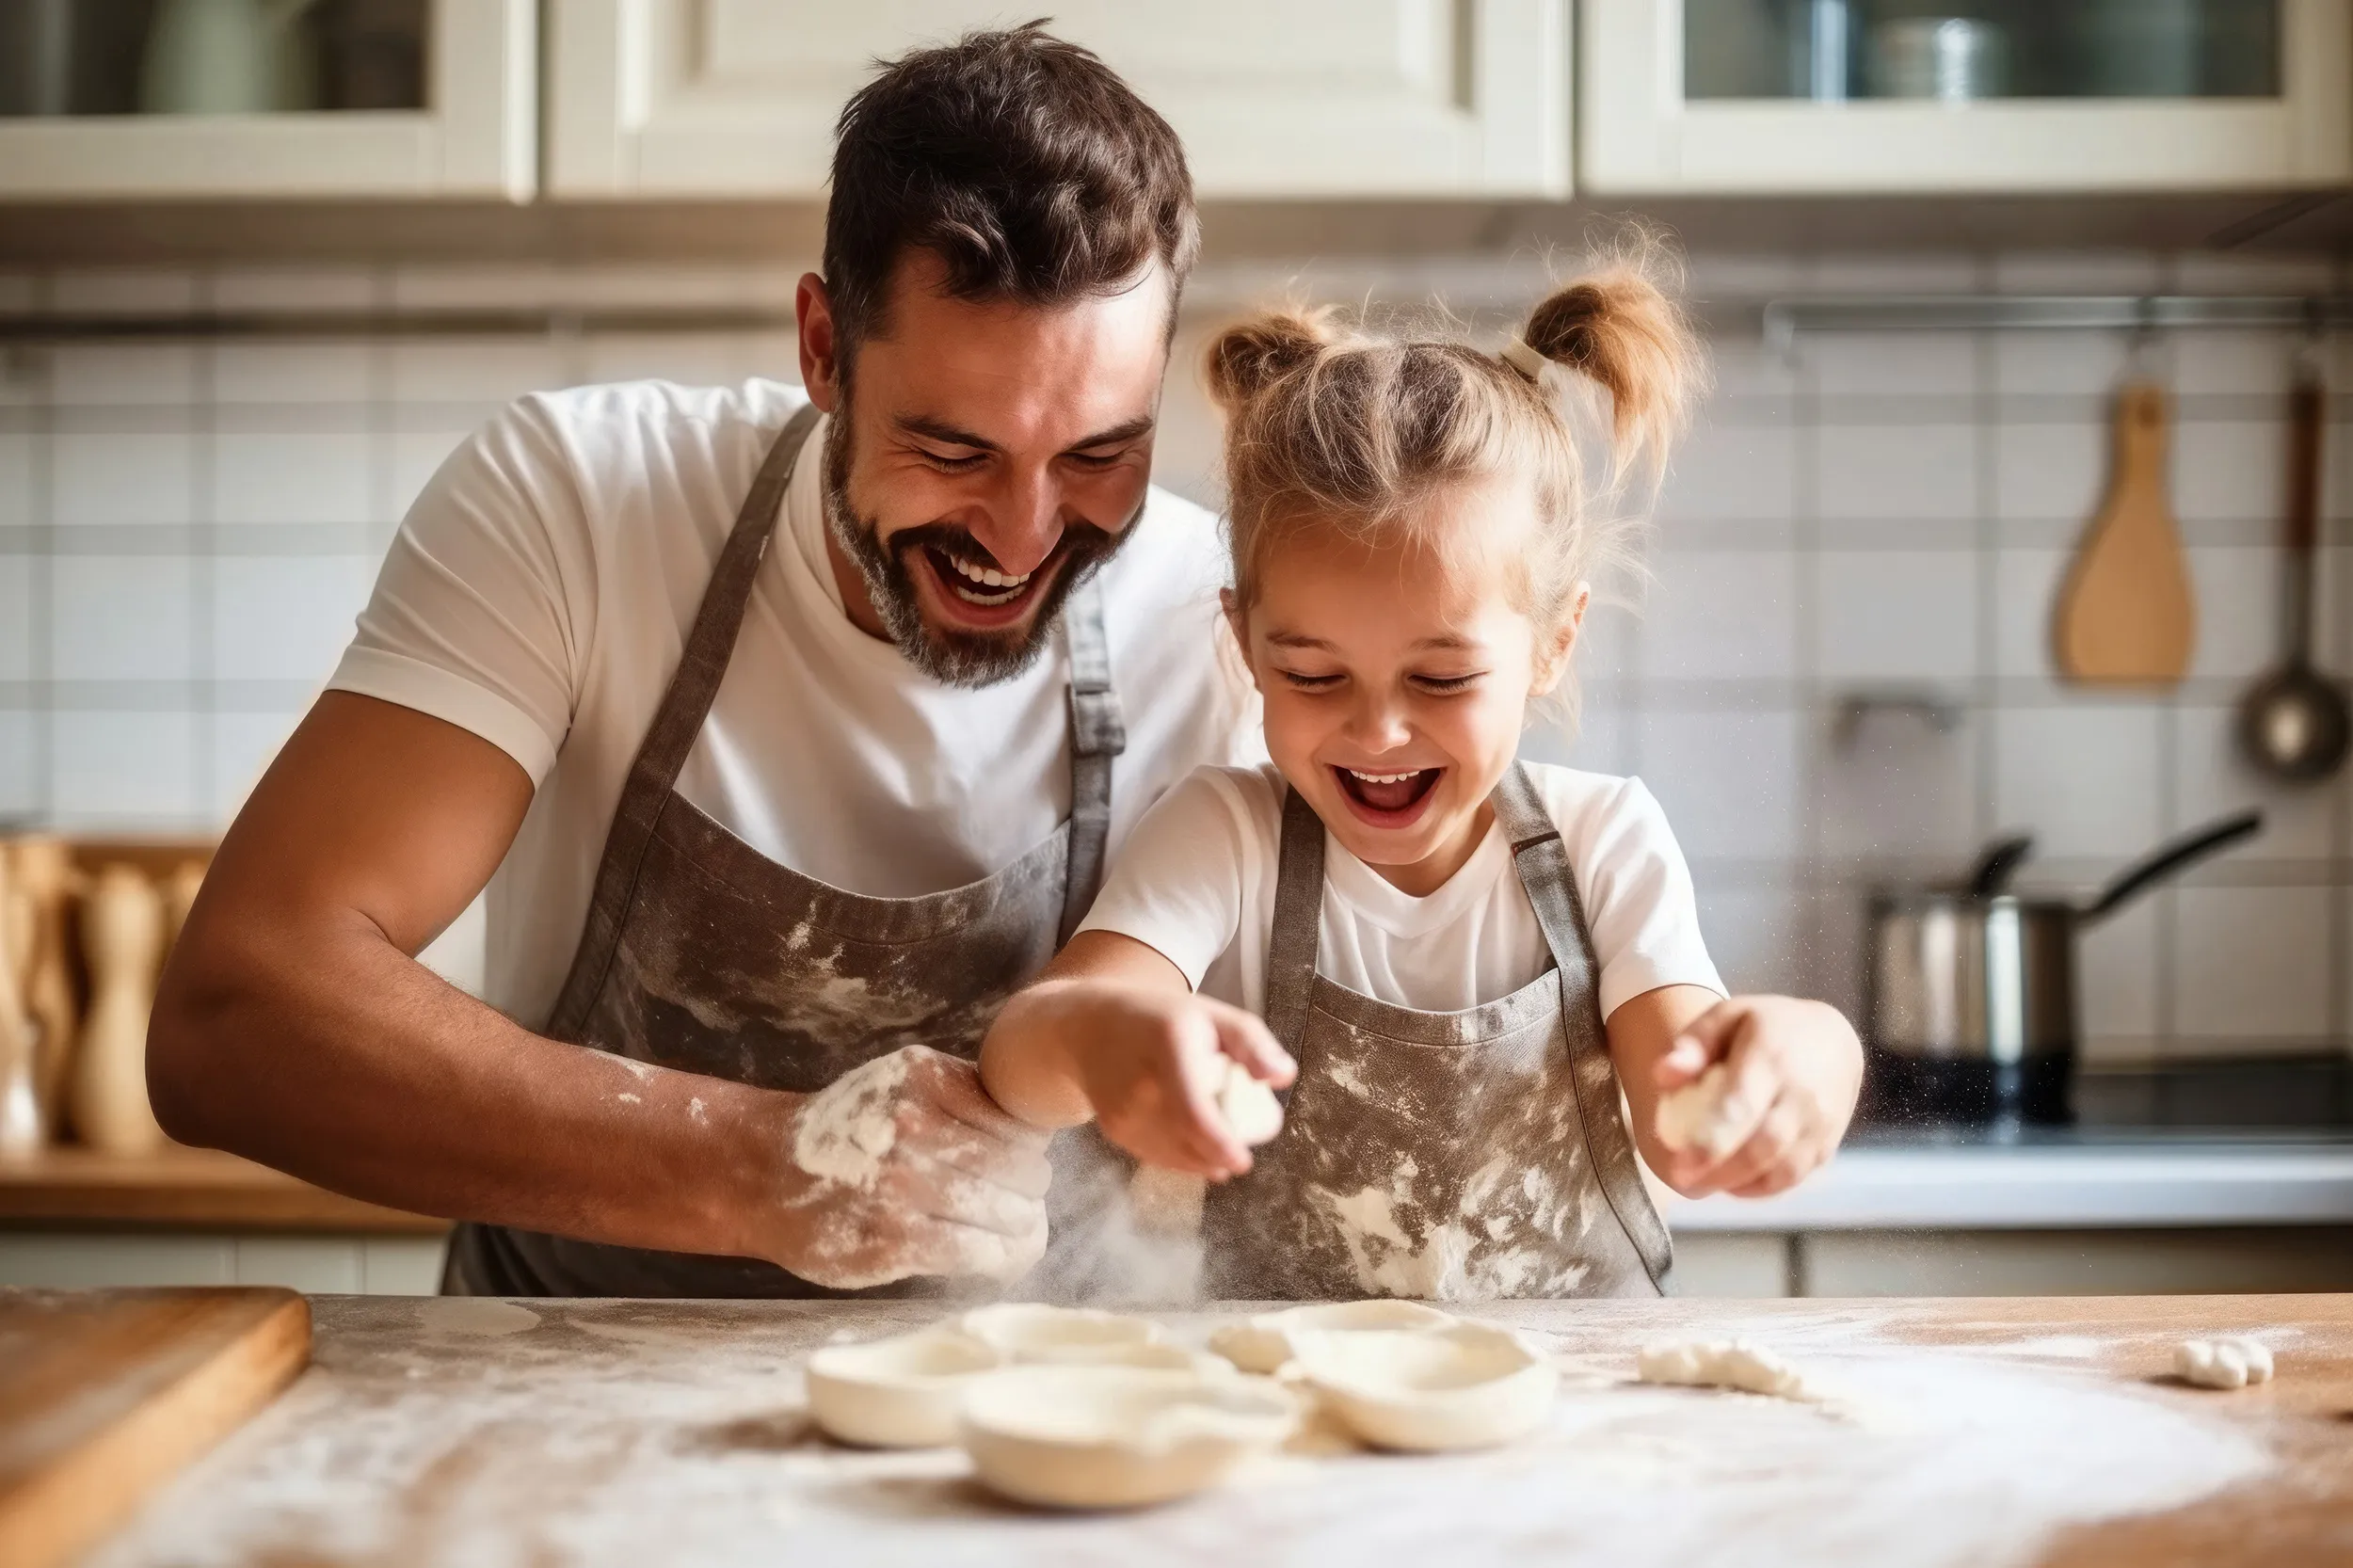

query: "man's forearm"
left=151, top=909, right=786, bottom=1262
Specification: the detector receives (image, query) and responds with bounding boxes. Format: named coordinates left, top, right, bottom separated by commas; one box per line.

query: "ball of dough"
left=2174, top=1337, right=2273, bottom=1390
left=1655, top=1064, right=1757, bottom=1159
left=1216, top=1059, right=1284, bottom=1146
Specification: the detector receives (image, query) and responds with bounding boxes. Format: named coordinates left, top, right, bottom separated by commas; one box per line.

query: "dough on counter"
left=1216, top=1058, right=1284, bottom=1145
left=2174, top=1337, right=2274, bottom=1390
left=1654, top=1064, right=1760, bottom=1159
left=1637, top=1336, right=1827, bottom=1403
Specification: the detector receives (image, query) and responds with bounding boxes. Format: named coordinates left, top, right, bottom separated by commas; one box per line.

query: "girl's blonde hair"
left=1204, top=243, right=1703, bottom=662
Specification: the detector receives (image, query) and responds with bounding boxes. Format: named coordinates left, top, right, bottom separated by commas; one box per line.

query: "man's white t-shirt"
left=1076, top=762, right=1724, bottom=1021
left=328, top=378, right=1259, bottom=1027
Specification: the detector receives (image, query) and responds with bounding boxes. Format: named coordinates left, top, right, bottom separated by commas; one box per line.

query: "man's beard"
left=822, top=410, right=1137, bottom=689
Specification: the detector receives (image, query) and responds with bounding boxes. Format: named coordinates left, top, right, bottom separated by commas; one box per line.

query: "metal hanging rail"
left=1761, top=294, right=2353, bottom=354
left=0, top=306, right=799, bottom=344
left=0, top=294, right=2346, bottom=347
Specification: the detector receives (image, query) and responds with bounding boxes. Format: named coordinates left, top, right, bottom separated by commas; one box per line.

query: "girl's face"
left=1231, top=477, right=1582, bottom=897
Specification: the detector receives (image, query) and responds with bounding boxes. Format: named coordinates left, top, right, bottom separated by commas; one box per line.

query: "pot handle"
left=2080, top=809, right=2265, bottom=923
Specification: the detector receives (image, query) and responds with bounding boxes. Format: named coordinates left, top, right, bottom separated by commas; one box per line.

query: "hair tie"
left=1499, top=336, right=1548, bottom=382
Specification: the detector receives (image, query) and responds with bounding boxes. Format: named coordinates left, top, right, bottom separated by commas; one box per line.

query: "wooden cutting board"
left=0, top=1288, right=312, bottom=1568
left=2054, top=380, right=2197, bottom=685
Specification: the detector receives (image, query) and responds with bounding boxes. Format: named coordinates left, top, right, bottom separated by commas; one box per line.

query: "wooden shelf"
left=0, top=1145, right=448, bottom=1235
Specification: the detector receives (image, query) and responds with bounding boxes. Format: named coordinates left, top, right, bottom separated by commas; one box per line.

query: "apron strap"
left=1262, top=785, right=1328, bottom=1062
left=546, top=404, right=821, bottom=1042
left=1492, top=762, right=1675, bottom=1294
left=1057, top=575, right=1126, bottom=943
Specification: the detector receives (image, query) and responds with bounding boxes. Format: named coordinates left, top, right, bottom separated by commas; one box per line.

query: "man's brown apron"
left=1201, top=764, right=1673, bottom=1300
left=446, top=405, right=1126, bottom=1297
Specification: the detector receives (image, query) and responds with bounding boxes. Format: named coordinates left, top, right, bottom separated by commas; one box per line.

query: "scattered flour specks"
left=790, top=1052, right=907, bottom=1189
left=80, top=1302, right=2276, bottom=1568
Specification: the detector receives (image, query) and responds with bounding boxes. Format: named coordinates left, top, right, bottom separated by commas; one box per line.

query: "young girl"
left=981, top=259, right=1863, bottom=1301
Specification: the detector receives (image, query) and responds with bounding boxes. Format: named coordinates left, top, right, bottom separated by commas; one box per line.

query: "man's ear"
left=1530, top=582, right=1591, bottom=697
left=797, top=272, right=841, bottom=412
left=1220, top=588, right=1266, bottom=695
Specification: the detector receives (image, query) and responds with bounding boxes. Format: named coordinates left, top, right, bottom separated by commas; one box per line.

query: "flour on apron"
left=446, top=405, right=1127, bottom=1298
left=1201, top=765, right=1672, bottom=1301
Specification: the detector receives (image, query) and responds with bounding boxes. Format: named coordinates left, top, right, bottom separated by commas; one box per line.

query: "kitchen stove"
left=1854, top=1052, right=2353, bottom=1146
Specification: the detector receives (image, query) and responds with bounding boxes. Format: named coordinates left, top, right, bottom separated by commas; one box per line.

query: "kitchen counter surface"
left=0, top=1145, right=447, bottom=1234
left=71, top=1292, right=2353, bottom=1568
left=1671, top=1135, right=2353, bottom=1232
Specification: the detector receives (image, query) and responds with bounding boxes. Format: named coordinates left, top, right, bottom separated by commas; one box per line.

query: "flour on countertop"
left=790, top=1052, right=907, bottom=1189
left=82, top=1300, right=2279, bottom=1568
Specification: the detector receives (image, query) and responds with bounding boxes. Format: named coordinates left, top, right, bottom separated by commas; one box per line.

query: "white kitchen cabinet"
left=549, top=1, right=1570, bottom=200
left=0, top=0, right=536, bottom=202
left=1580, top=0, right=2353, bottom=194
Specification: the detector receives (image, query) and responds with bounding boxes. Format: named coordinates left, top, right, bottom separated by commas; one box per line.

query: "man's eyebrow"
left=891, top=413, right=1156, bottom=456
left=895, top=414, right=999, bottom=452
left=1069, top=415, right=1155, bottom=451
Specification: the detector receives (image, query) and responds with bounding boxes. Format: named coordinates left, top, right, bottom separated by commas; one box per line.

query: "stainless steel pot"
left=1862, top=809, right=2263, bottom=1126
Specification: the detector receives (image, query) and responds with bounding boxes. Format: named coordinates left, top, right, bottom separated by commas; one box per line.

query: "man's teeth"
left=1348, top=769, right=1428, bottom=785
left=947, top=553, right=1032, bottom=590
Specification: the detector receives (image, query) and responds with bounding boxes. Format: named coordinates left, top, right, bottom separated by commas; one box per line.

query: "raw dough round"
left=1209, top=1300, right=1458, bottom=1375
left=1288, top=1321, right=1558, bottom=1452
left=959, top=1365, right=1298, bottom=1510
left=961, top=1303, right=1165, bottom=1364
left=1217, top=1058, right=1285, bottom=1145
left=2174, top=1337, right=2273, bottom=1390
left=806, top=1327, right=1002, bottom=1448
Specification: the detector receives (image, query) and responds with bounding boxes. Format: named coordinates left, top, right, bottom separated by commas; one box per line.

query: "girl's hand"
left=1645, top=995, right=1862, bottom=1199
left=1070, top=989, right=1296, bottom=1180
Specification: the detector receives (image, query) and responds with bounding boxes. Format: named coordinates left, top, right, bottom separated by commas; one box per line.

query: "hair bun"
left=1520, top=262, right=1701, bottom=468
left=1203, top=306, right=1336, bottom=411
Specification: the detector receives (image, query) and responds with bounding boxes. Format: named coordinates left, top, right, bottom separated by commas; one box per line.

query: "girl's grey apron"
left=1201, top=765, right=1673, bottom=1300
left=445, top=405, right=1128, bottom=1297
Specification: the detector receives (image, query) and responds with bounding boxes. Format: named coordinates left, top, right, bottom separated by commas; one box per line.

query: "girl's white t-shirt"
left=1076, top=761, right=1725, bottom=1020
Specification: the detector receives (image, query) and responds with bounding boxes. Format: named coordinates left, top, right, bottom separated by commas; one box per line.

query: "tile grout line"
left=193, top=269, right=217, bottom=830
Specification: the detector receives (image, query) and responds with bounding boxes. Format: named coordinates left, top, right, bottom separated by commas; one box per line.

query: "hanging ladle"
left=2236, top=367, right=2350, bottom=782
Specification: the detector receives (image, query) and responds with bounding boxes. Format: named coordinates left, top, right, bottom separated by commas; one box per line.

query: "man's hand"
left=748, top=1045, right=1053, bottom=1289
left=1640, top=995, right=1862, bottom=1199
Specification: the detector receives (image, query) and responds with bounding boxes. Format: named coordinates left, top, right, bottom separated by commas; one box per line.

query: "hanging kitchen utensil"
left=2235, top=367, right=2351, bottom=783
left=1862, top=809, right=2263, bottom=1127
left=2055, top=379, right=2196, bottom=685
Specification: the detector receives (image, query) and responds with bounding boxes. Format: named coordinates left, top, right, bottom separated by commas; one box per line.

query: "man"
left=148, top=25, right=1253, bottom=1297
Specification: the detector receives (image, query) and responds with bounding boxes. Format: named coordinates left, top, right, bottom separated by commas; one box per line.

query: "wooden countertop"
left=69, top=1293, right=2353, bottom=1567
left=0, top=1146, right=447, bottom=1234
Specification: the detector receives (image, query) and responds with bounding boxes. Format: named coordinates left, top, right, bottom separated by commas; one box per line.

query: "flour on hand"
left=1216, top=1058, right=1284, bottom=1146
left=1655, top=1063, right=1762, bottom=1160
left=792, top=1051, right=910, bottom=1189
left=2174, top=1337, right=2274, bottom=1390
left=1638, top=1336, right=1830, bottom=1403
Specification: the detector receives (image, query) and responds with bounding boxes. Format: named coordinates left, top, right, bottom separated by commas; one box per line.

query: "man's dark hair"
left=822, top=22, right=1199, bottom=368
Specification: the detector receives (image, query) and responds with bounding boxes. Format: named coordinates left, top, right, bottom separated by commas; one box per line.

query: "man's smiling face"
left=799, top=249, right=1173, bottom=686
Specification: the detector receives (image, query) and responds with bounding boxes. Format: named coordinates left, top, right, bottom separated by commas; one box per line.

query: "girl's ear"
left=1529, top=582, right=1590, bottom=697
left=1220, top=588, right=1268, bottom=695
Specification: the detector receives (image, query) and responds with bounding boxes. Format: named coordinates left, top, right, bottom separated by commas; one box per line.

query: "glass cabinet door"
left=1581, top=0, right=2348, bottom=193
left=1684, top=0, right=2281, bottom=104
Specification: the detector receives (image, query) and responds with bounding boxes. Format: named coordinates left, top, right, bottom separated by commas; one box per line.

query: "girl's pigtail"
left=1203, top=306, right=1337, bottom=413
left=1520, top=259, right=1702, bottom=473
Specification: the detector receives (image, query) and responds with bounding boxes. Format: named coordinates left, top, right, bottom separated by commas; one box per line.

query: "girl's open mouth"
left=1332, top=764, right=1443, bottom=828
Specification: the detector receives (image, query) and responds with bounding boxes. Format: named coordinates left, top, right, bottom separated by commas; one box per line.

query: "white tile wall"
left=0, top=251, right=2343, bottom=1064
left=1993, top=704, right=2166, bottom=859
left=1815, top=424, right=1979, bottom=522
left=51, top=555, right=195, bottom=680
left=52, top=431, right=192, bottom=527
left=1815, top=550, right=1977, bottom=682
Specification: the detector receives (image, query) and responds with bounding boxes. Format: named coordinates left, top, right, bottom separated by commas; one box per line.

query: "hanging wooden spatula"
left=2054, top=380, right=2196, bottom=685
